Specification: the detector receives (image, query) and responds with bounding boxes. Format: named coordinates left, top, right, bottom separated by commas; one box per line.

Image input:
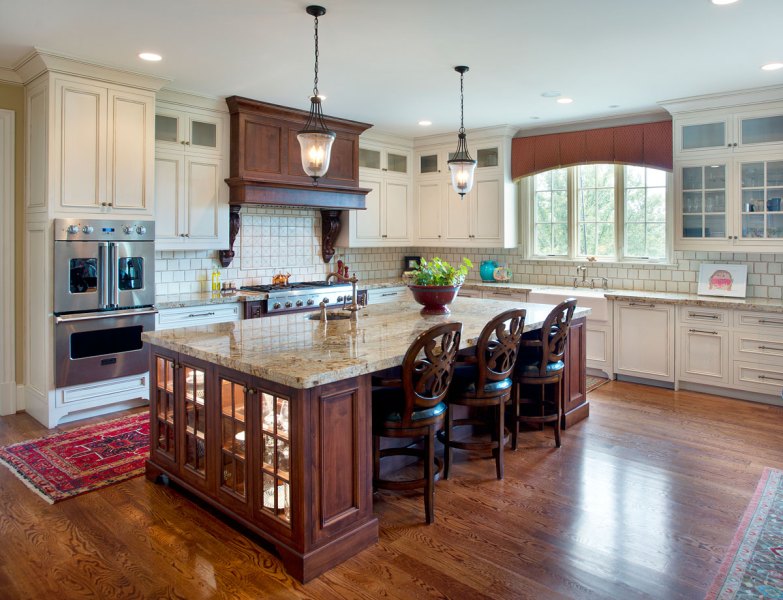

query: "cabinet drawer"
left=368, top=287, right=410, bottom=304
left=734, top=311, right=783, bottom=332
left=156, top=303, right=240, bottom=329
left=457, top=288, right=483, bottom=298
left=732, top=361, right=783, bottom=395
left=678, top=306, right=730, bottom=326
left=732, top=331, right=783, bottom=366
left=482, top=290, right=528, bottom=302
left=57, top=372, right=149, bottom=406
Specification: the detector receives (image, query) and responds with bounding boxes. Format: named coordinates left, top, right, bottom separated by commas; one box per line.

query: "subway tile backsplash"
left=155, top=207, right=783, bottom=299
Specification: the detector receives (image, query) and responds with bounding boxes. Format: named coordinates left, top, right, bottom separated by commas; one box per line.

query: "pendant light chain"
left=312, top=13, right=320, bottom=97
left=459, top=70, right=465, bottom=135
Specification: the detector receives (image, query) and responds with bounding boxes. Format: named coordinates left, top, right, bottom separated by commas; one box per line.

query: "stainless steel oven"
left=53, top=219, right=156, bottom=389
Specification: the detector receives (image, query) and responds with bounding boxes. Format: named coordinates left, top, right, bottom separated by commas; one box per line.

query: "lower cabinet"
left=156, top=303, right=241, bottom=330
left=562, top=317, right=588, bottom=427
left=147, top=346, right=377, bottom=582
left=614, top=301, right=675, bottom=383
left=677, top=306, right=731, bottom=386
left=367, top=286, right=410, bottom=304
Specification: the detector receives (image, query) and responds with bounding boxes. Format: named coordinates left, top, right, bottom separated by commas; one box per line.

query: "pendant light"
left=447, top=66, right=477, bottom=197
left=297, top=5, right=335, bottom=183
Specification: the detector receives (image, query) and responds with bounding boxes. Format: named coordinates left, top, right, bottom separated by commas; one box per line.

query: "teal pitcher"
left=480, top=260, right=497, bottom=282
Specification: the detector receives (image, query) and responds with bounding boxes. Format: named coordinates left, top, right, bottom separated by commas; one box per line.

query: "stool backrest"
left=401, top=322, right=462, bottom=425
left=522, top=299, right=577, bottom=376
left=475, top=309, right=527, bottom=391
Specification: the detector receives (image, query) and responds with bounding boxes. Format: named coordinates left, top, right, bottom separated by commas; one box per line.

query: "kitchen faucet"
left=573, top=265, right=591, bottom=288
left=326, top=271, right=363, bottom=319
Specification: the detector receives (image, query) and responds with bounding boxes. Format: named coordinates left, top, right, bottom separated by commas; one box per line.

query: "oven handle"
left=55, top=307, right=158, bottom=324
left=98, top=242, right=110, bottom=308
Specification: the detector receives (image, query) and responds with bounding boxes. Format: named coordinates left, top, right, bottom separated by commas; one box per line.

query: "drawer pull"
left=758, top=319, right=783, bottom=326
left=380, top=292, right=398, bottom=297
left=688, top=329, right=718, bottom=335
left=689, top=312, right=719, bottom=320
left=758, top=345, right=783, bottom=352
left=187, top=311, right=216, bottom=318
left=629, top=302, right=655, bottom=308
left=758, top=374, right=783, bottom=383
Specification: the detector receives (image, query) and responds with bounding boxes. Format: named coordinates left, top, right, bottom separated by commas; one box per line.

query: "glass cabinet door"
left=386, top=152, right=408, bottom=174
left=476, top=146, right=499, bottom=169
left=739, top=160, right=783, bottom=240
left=359, top=147, right=381, bottom=170
left=189, top=117, right=218, bottom=152
left=259, top=391, right=291, bottom=526
left=681, top=122, right=726, bottom=152
left=182, top=364, right=207, bottom=478
left=219, top=378, right=248, bottom=501
left=419, top=152, right=440, bottom=175
left=155, top=114, right=180, bottom=145
left=680, top=164, right=727, bottom=239
left=739, top=114, right=783, bottom=148
left=154, top=355, right=176, bottom=462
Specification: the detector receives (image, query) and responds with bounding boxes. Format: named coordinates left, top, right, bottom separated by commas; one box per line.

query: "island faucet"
left=573, top=265, right=590, bottom=288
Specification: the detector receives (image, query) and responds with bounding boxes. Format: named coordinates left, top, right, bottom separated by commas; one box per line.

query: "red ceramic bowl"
left=408, top=284, right=461, bottom=315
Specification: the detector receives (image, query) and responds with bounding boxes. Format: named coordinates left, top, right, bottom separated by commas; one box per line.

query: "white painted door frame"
left=0, top=109, right=16, bottom=415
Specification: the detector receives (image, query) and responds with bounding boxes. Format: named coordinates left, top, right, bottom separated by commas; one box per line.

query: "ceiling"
left=1, top=0, right=782, bottom=137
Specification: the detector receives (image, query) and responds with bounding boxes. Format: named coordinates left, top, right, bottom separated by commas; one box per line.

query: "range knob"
left=136, top=225, right=147, bottom=235
left=336, top=296, right=343, bottom=302
left=322, top=297, right=330, bottom=304
left=272, top=302, right=281, bottom=310
left=66, top=225, right=80, bottom=234
left=306, top=298, right=314, bottom=306
left=82, top=225, right=94, bottom=234
left=295, top=300, right=304, bottom=307
left=123, top=225, right=133, bottom=234
left=284, top=301, right=293, bottom=308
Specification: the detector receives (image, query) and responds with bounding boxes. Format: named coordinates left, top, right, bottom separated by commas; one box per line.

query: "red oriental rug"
left=705, top=467, right=783, bottom=599
left=0, top=413, right=149, bottom=503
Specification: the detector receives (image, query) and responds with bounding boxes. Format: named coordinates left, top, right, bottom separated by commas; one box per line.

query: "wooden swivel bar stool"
left=511, top=299, right=576, bottom=449
left=440, top=309, right=526, bottom=480
left=371, top=322, right=462, bottom=524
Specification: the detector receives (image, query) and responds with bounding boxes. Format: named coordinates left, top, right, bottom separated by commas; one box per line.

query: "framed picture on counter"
left=697, top=263, right=748, bottom=298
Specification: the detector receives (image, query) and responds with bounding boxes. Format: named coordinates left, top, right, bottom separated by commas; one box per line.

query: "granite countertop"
left=142, top=297, right=590, bottom=389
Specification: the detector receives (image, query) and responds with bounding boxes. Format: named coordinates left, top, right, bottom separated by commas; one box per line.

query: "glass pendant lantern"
left=447, top=66, right=477, bottom=197
left=297, top=5, right=335, bottom=182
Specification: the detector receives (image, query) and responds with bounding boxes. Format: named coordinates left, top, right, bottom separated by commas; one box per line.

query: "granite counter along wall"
left=154, top=206, right=783, bottom=299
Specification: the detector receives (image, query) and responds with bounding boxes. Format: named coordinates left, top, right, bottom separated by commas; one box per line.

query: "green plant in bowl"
left=409, top=257, right=473, bottom=286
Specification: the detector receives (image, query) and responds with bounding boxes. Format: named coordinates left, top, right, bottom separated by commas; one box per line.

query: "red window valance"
left=511, top=120, right=672, bottom=180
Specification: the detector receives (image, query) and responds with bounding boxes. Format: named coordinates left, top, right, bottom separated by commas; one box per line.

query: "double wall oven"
left=54, top=219, right=156, bottom=388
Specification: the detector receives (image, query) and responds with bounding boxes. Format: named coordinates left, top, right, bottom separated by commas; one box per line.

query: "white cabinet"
left=730, top=310, right=783, bottom=395
left=677, top=307, right=730, bottom=386
left=613, top=300, right=675, bottom=383
left=662, top=91, right=783, bottom=251
left=155, top=303, right=241, bottom=330
left=337, top=135, right=413, bottom=247
left=366, top=286, right=411, bottom=304
left=413, top=127, right=517, bottom=248
left=154, top=96, right=229, bottom=250
left=480, top=289, right=528, bottom=302
left=46, top=75, right=155, bottom=216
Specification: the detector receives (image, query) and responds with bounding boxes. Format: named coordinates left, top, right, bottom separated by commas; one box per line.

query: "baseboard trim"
left=0, top=380, right=16, bottom=415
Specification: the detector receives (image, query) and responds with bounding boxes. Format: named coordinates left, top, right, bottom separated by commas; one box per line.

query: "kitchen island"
left=141, top=297, right=590, bottom=582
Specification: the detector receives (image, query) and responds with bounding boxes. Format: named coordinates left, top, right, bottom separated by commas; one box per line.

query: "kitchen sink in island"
left=141, top=297, right=590, bottom=582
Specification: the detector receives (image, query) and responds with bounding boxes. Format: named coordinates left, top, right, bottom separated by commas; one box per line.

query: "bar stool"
left=371, top=322, right=462, bottom=524
left=439, top=309, right=526, bottom=480
left=511, top=299, right=576, bottom=449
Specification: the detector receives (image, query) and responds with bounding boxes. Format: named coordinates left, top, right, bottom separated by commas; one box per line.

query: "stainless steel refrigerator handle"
left=55, top=307, right=158, bottom=324
left=109, top=242, right=118, bottom=308
left=98, top=242, right=110, bottom=308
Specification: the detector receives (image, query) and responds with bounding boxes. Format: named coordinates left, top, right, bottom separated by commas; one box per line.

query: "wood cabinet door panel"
left=416, top=181, right=443, bottom=241
left=473, top=177, right=502, bottom=241
left=384, top=180, right=409, bottom=240
left=154, top=151, right=184, bottom=240
left=563, top=318, right=586, bottom=415
left=186, top=157, right=221, bottom=241
left=243, top=119, right=283, bottom=177
left=355, top=178, right=382, bottom=240
left=108, top=90, right=152, bottom=211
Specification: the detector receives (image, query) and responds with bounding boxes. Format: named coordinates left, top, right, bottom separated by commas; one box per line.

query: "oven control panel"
left=55, top=218, right=155, bottom=242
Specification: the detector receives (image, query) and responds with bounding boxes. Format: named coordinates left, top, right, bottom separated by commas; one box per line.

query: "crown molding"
left=0, top=67, right=21, bottom=85
left=157, top=88, right=228, bottom=113
left=414, top=124, right=516, bottom=148
left=659, top=85, right=783, bottom=115
left=14, top=48, right=169, bottom=91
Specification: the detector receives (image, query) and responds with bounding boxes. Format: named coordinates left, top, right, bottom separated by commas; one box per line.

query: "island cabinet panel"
left=146, top=349, right=378, bottom=583
left=562, top=317, right=588, bottom=428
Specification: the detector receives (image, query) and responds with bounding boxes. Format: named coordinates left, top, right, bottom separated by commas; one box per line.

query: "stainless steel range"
left=240, top=281, right=353, bottom=315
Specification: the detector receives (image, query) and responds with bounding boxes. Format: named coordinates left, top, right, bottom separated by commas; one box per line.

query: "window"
left=528, top=163, right=670, bottom=261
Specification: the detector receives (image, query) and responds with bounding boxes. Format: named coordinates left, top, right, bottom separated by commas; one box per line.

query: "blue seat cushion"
left=372, top=386, right=447, bottom=425
left=517, top=359, right=565, bottom=377
left=451, top=363, right=513, bottom=396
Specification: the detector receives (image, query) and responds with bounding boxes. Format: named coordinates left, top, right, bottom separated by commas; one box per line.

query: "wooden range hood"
left=219, top=96, right=372, bottom=266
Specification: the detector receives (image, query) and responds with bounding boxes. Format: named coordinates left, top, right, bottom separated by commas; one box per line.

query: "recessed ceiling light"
left=609, top=104, right=620, bottom=108
left=762, top=62, right=783, bottom=71
left=418, top=120, right=432, bottom=126
left=530, top=116, right=540, bottom=120
left=541, top=91, right=561, bottom=98
left=138, top=52, right=162, bottom=62
left=711, top=0, right=739, bottom=5
left=557, top=98, right=573, bottom=104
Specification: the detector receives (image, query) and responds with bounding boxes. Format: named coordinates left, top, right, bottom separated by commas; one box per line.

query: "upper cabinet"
left=337, top=135, right=413, bottom=247
left=413, top=127, right=517, bottom=248
left=661, top=87, right=783, bottom=251
left=25, top=68, right=161, bottom=218
left=154, top=92, right=229, bottom=250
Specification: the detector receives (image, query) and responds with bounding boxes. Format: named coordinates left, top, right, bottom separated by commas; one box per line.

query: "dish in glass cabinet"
left=263, top=484, right=289, bottom=512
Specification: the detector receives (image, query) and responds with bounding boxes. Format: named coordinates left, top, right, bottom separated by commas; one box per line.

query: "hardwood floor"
left=1, top=382, right=782, bottom=599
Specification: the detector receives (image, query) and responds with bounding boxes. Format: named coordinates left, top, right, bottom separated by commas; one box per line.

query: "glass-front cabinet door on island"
left=258, top=390, right=291, bottom=526
left=217, top=374, right=250, bottom=516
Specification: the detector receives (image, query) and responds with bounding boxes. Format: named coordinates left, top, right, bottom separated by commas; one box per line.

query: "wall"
left=155, top=206, right=782, bottom=299
left=0, top=83, right=24, bottom=383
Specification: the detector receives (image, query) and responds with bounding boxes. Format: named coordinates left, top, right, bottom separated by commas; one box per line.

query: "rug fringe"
left=0, top=457, right=54, bottom=504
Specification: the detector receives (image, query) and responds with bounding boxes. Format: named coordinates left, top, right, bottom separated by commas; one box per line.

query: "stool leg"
left=554, top=379, right=562, bottom=448
left=511, top=382, right=519, bottom=451
left=539, top=384, right=546, bottom=430
left=443, top=405, right=453, bottom=480
left=496, top=401, right=504, bottom=480
left=372, top=434, right=380, bottom=487
left=424, top=426, right=435, bottom=524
